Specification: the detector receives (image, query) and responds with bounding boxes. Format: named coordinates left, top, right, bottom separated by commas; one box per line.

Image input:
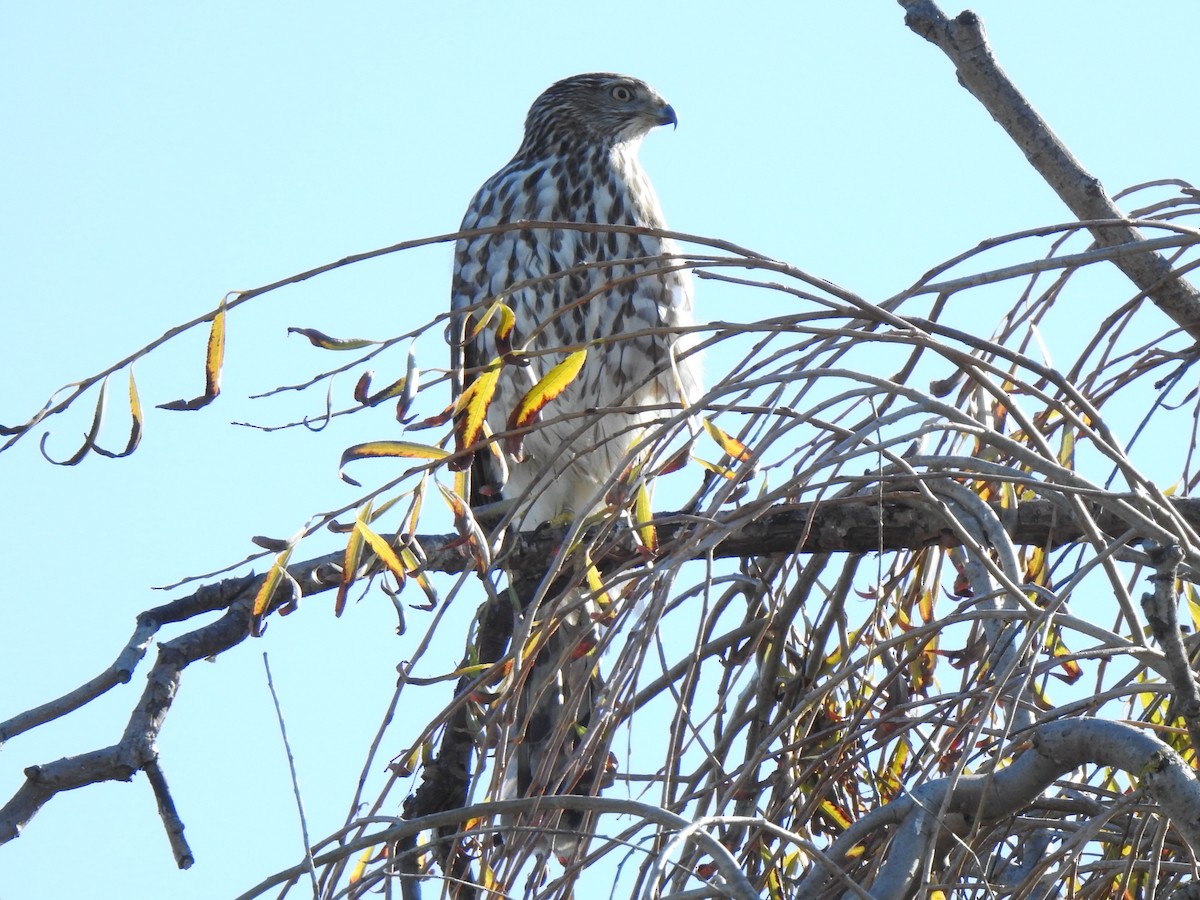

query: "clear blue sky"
left=3, top=3, right=1198, bottom=898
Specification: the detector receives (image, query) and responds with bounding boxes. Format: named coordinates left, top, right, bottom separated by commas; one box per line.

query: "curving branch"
left=899, top=0, right=1200, bottom=339
left=796, top=718, right=1200, bottom=899
left=0, top=576, right=259, bottom=862
left=3, top=492, right=1198, bottom=866
left=1140, top=543, right=1200, bottom=751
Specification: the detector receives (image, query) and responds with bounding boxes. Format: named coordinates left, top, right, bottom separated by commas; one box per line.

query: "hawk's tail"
left=501, top=590, right=614, bottom=862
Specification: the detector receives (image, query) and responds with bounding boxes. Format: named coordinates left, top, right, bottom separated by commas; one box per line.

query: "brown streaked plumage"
left=449, top=73, right=698, bottom=860
left=451, top=72, right=699, bottom=527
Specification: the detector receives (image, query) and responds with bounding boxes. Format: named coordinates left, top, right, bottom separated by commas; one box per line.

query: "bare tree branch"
left=899, top=0, right=1200, bottom=338
left=1141, top=543, right=1200, bottom=752
left=797, top=718, right=1200, bottom=899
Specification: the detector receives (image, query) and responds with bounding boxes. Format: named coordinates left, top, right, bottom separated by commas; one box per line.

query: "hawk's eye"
left=610, top=85, right=634, bottom=102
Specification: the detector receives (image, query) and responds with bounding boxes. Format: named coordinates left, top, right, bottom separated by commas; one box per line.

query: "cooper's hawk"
left=450, top=73, right=698, bottom=859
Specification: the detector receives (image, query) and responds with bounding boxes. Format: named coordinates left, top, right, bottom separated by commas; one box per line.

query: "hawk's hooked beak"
left=657, top=104, right=678, bottom=130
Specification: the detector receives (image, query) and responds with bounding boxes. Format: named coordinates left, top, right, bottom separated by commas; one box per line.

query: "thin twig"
left=263, top=653, right=320, bottom=900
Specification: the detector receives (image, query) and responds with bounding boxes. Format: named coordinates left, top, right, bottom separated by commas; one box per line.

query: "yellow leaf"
left=585, top=554, right=612, bottom=610
left=354, top=521, right=407, bottom=582
left=505, top=349, right=587, bottom=457
left=348, top=846, right=374, bottom=884
left=343, top=440, right=449, bottom=463
left=1023, top=546, right=1047, bottom=586
left=335, top=506, right=371, bottom=616
left=452, top=360, right=502, bottom=469
left=917, top=588, right=934, bottom=623
left=1058, top=429, right=1075, bottom=470
left=340, top=441, right=450, bottom=486
left=819, top=798, right=852, bottom=830
left=125, top=368, right=143, bottom=448
left=205, top=299, right=226, bottom=398
left=492, top=302, right=516, bottom=346
left=702, top=418, right=751, bottom=461
left=633, top=483, right=658, bottom=553
left=157, top=295, right=229, bottom=411
left=468, top=299, right=516, bottom=347
left=693, top=456, right=737, bottom=480
left=252, top=545, right=295, bottom=619
left=408, top=474, right=429, bottom=536
left=93, top=369, right=146, bottom=459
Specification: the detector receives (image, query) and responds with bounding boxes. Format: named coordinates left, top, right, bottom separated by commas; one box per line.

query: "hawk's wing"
left=448, top=237, right=498, bottom=511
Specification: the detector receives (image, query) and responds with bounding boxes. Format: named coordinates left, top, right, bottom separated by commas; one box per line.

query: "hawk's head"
left=519, top=73, right=677, bottom=155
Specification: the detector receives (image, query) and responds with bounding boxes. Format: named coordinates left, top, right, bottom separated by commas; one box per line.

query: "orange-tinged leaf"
left=343, top=440, right=449, bottom=463
left=348, top=846, right=373, bottom=884
left=453, top=469, right=469, bottom=511
left=505, top=349, right=587, bottom=458
left=451, top=360, right=502, bottom=469
left=917, top=588, right=934, bottom=623
left=158, top=296, right=227, bottom=411
left=702, top=418, right=751, bottom=461
left=409, top=401, right=455, bottom=430
left=1023, top=546, right=1047, bottom=586
left=655, top=441, right=693, bottom=475
left=356, top=355, right=419, bottom=411
left=354, top=521, right=406, bottom=582
left=492, top=302, right=515, bottom=346
left=287, top=326, right=377, bottom=350
left=340, top=441, right=450, bottom=485
left=466, top=299, right=497, bottom=338
left=251, top=545, right=295, bottom=623
left=468, top=299, right=516, bottom=350
left=878, top=737, right=909, bottom=800
left=354, top=371, right=373, bottom=405
left=818, top=798, right=852, bottom=831
left=437, top=479, right=470, bottom=521
left=1050, top=630, right=1083, bottom=684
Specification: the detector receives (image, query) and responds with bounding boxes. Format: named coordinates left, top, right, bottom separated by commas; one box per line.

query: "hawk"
left=449, top=73, right=699, bottom=859
left=451, top=72, right=700, bottom=526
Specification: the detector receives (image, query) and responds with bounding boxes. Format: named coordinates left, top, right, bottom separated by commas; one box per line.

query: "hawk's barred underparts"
left=449, top=73, right=699, bottom=860
left=451, top=72, right=700, bottom=527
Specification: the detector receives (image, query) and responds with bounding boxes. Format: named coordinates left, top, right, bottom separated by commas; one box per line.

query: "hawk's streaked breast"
left=451, top=72, right=699, bottom=525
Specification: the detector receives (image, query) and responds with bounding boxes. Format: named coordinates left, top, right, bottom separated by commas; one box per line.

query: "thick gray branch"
left=900, top=0, right=1200, bottom=339
left=1140, top=543, right=1200, bottom=751
left=4, top=493, right=1199, bottom=873
left=0, top=583, right=258, bottom=857
left=796, top=719, right=1200, bottom=899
